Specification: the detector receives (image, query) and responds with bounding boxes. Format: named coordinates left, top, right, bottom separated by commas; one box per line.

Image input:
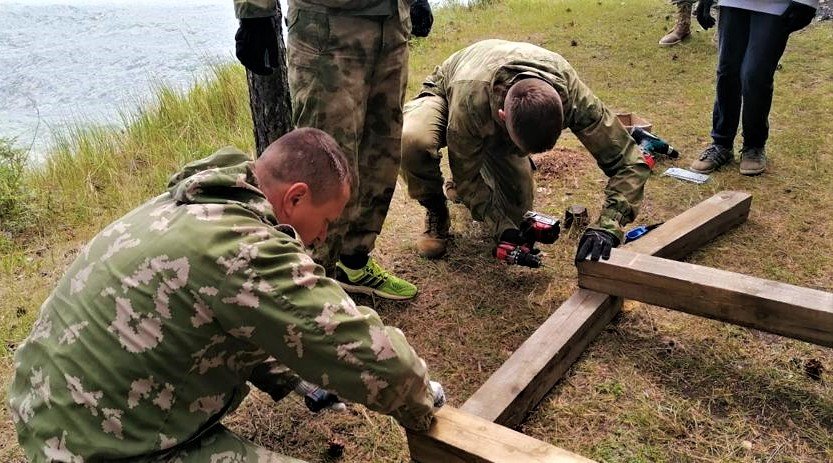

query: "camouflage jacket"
left=234, top=0, right=408, bottom=19
left=419, top=39, right=650, bottom=241
left=7, top=148, right=435, bottom=461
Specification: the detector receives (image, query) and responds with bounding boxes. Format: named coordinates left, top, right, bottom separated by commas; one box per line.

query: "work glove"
left=499, top=228, right=526, bottom=245
left=295, top=380, right=347, bottom=413
left=499, top=228, right=542, bottom=253
left=695, top=0, right=716, bottom=30
left=410, top=0, right=434, bottom=37
left=782, top=1, right=817, bottom=33
left=235, top=17, right=280, bottom=76
left=575, top=229, right=620, bottom=264
left=429, top=380, right=446, bottom=410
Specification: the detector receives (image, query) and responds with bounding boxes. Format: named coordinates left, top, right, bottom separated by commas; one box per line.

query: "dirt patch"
left=531, top=147, right=593, bottom=181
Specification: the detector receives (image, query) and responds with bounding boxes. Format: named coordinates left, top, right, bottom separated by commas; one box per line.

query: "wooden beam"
left=460, top=289, right=622, bottom=426
left=578, top=249, right=833, bottom=347
left=623, top=191, right=753, bottom=258
left=407, top=406, right=595, bottom=463
left=461, top=191, right=752, bottom=427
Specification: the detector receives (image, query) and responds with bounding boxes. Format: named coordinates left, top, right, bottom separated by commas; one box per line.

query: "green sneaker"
left=334, top=258, right=418, bottom=300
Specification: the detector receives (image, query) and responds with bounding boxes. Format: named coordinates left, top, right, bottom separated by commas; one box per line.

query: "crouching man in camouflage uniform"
left=8, top=128, right=443, bottom=462
left=400, top=40, right=650, bottom=264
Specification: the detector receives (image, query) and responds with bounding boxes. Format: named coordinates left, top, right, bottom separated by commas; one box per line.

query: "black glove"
left=235, top=17, right=280, bottom=76
left=304, top=389, right=344, bottom=412
left=410, top=0, right=433, bottom=37
left=295, top=380, right=346, bottom=413
left=695, top=0, right=716, bottom=30
left=499, top=228, right=525, bottom=245
left=782, top=1, right=816, bottom=33
left=575, top=229, right=620, bottom=264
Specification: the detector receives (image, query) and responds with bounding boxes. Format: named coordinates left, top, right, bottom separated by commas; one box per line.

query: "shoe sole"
left=417, top=249, right=447, bottom=259
left=337, top=281, right=416, bottom=301
left=739, top=167, right=765, bottom=176
left=688, top=166, right=718, bottom=174
left=690, top=160, right=733, bottom=174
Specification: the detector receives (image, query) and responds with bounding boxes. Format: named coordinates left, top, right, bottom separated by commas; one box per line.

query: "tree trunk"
left=246, top=10, right=292, bottom=157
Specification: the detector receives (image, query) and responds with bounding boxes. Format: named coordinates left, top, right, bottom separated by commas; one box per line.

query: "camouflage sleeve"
left=567, top=79, right=650, bottom=243
left=214, top=230, right=436, bottom=431
left=234, top=0, right=277, bottom=18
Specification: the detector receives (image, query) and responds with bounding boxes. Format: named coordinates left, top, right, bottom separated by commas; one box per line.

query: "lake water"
left=0, top=0, right=460, bottom=158
left=0, top=0, right=241, bottom=156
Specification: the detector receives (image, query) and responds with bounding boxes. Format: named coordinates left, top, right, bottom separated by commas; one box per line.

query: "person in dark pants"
left=690, top=0, right=818, bottom=176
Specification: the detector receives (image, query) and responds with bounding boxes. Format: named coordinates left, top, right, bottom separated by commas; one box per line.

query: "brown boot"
left=416, top=199, right=450, bottom=258
left=659, top=3, right=692, bottom=47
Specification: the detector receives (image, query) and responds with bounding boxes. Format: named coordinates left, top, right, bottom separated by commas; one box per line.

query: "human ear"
left=498, top=108, right=506, bottom=121
left=283, top=183, right=310, bottom=214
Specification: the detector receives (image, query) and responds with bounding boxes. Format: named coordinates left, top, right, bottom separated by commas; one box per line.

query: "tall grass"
left=0, top=139, right=41, bottom=250
left=26, top=64, right=254, bottom=235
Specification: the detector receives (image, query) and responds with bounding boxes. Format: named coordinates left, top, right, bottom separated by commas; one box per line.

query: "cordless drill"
left=630, top=127, right=680, bottom=169
left=494, top=211, right=560, bottom=268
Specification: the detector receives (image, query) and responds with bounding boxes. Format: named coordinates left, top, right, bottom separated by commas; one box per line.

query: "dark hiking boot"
left=739, top=146, right=766, bottom=176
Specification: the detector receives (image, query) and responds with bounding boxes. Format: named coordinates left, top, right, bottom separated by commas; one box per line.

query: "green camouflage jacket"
left=234, top=0, right=407, bottom=19
left=420, top=39, right=650, bottom=241
left=7, top=148, right=435, bottom=461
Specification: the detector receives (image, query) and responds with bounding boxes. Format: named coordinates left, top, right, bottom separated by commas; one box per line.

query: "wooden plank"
left=623, top=191, right=753, bottom=259
left=407, top=406, right=595, bottom=463
left=578, top=249, right=833, bottom=347
left=460, top=290, right=622, bottom=426
left=461, top=191, right=752, bottom=427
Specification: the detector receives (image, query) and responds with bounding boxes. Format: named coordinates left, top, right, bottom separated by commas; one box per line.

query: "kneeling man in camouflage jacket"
left=8, top=128, right=444, bottom=462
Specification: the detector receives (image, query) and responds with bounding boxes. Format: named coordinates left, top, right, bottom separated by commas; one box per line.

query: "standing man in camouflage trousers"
left=233, top=0, right=433, bottom=300
left=400, top=40, right=650, bottom=264
left=8, top=128, right=444, bottom=462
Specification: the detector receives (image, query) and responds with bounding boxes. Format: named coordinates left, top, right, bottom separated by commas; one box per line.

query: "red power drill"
left=494, top=211, right=560, bottom=268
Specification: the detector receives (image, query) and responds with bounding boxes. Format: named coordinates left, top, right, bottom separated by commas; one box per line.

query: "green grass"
left=2, top=0, right=833, bottom=461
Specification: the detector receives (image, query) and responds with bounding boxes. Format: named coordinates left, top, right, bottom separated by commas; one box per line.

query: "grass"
left=2, top=0, right=833, bottom=461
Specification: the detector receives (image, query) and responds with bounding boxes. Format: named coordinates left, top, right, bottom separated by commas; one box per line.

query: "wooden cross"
left=406, top=191, right=831, bottom=462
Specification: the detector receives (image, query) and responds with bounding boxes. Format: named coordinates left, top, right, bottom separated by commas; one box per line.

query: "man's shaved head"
left=255, top=127, right=352, bottom=204
left=504, top=78, right=564, bottom=154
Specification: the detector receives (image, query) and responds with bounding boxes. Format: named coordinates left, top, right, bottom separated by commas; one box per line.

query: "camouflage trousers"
left=400, top=95, right=535, bottom=240
left=287, top=8, right=410, bottom=267
left=146, top=360, right=302, bottom=463
left=148, top=425, right=306, bottom=463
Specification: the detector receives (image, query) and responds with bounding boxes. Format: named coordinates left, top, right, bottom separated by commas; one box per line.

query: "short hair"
left=504, top=78, right=564, bottom=154
left=256, top=128, right=352, bottom=204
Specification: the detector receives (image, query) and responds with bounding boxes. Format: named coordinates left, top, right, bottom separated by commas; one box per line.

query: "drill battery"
left=519, top=211, right=560, bottom=245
